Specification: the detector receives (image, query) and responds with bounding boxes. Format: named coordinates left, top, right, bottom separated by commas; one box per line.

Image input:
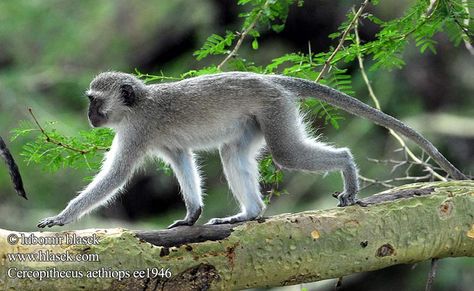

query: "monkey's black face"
left=87, top=96, right=108, bottom=127
left=86, top=72, right=143, bottom=128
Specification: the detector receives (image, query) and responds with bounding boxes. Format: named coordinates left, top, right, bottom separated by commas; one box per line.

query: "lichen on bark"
left=0, top=181, right=473, bottom=290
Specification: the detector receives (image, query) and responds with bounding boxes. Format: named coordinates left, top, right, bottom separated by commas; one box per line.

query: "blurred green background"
left=0, top=0, right=472, bottom=290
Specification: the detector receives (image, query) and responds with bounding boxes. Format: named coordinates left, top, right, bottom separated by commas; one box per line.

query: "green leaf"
left=271, top=23, right=285, bottom=32
left=193, top=31, right=235, bottom=61
left=252, top=38, right=259, bottom=49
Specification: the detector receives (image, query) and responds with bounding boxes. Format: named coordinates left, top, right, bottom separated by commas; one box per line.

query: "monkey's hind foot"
left=37, top=215, right=66, bottom=228
left=206, top=213, right=257, bottom=225
left=334, top=191, right=367, bottom=207
left=167, top=207, right=202, bottom=229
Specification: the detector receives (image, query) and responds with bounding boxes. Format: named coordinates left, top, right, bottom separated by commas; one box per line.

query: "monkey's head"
left=85, top=72, right=146, bottom=128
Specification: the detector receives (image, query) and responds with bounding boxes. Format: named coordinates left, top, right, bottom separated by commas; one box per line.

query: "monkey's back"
left=139, top=72, right=284, bottom=150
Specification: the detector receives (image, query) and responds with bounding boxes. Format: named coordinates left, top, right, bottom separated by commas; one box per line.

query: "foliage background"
left=0, top=0, right=472, bottom=290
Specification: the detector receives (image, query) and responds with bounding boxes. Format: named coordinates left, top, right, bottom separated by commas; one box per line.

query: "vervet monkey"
left=37, top=72, right=466, bottom=228
left=0, top=136, right=27, bottom=199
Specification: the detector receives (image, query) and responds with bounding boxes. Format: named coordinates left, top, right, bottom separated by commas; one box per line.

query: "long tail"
left=271, top=75, right=467, bottom=180
left=0, top=136, right=27, bottom=199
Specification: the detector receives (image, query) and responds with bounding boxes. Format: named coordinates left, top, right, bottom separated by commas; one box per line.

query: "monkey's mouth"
left=88, top=112, right=108, bottom=128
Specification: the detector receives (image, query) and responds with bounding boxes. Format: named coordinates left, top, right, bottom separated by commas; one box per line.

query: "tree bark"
left=1, top=181, right=473, bottom=290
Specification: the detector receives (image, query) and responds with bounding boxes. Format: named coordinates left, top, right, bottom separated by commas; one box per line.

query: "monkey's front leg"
left=38, top=140, right=142, bottom=228
left=162, top=149, right=203, bottom=228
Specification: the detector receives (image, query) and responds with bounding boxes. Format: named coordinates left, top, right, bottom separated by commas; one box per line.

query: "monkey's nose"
left=88, top=115, right=102, bottom=127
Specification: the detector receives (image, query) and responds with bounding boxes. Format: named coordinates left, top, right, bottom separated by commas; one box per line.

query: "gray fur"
left=37, top=71, right=466, bottom=228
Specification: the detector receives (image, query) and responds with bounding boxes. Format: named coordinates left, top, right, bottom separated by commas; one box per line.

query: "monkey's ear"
left=120, top=84, right=136, bottom=107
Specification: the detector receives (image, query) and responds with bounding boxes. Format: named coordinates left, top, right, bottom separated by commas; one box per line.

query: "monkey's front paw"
left=167, top=207, right=202, bottom=229
left=37, top=216, right=67, bottom=228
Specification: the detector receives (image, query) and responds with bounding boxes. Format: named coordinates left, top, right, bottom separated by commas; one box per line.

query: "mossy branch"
left=1, top=181, right=473, bottom=290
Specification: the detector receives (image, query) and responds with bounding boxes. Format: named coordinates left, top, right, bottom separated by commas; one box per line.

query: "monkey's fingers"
left=167, top=219, right=195, bottom=229
left=37, top=219, right=50, bottom=228
left=37, top=217, right=65, bottom=228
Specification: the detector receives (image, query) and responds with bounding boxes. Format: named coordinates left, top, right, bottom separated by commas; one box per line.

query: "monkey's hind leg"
left=259, top=103, right=359, bottom=206
left=162, top=149, right=204, bottom=228
left=207, top=122, right=265, bottom=225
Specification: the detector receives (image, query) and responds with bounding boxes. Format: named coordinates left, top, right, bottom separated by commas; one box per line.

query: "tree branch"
left=28, top=108, right=109, bottom=154
left=354, top=21, right=448, bottom=182
left=1, top=181, right=473, bottom=290
left=460, top=0, right=474, bottom=55
left=315, top=0, right=370, bottom=82
left=217, top=0, right=269, bottom=70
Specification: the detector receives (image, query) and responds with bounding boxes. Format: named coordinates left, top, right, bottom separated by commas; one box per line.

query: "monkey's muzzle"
left=88, top=112, right=107, bottom=128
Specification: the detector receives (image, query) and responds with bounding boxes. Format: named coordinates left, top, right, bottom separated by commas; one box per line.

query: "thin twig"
left=315, top=0, right=370, bottom=82
left=136, top=71, right=182, bottom=83
left=28, top=108, right=108, bottom=154
left=367, top=158, right=443, bottom=171
left=425, top=258, right=439, bottom=291
left=354, top=20, right=447, bottom=182
left=461, top=0, right=474, bottom=55
left=217, top=0, right=269, bottom=70
left=425, top=0, right=438, bottom=17
left=444, top=0, right=473, bottom=41
left=329, top=1, right=440, bottom=66
left=359, top=175, right=395, bottom=189
left=359, top=172, right=434, bottom=190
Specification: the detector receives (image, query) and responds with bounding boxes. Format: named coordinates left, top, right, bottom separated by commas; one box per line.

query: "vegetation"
left=0, top=1, right=472, bottom=288
left=11, top=0, right=473, bottom=193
